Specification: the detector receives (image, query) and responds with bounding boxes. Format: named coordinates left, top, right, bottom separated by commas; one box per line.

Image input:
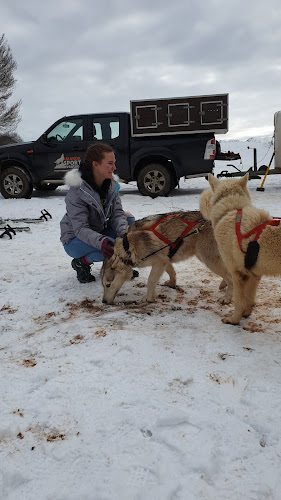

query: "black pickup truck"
left=0, top=94, right=232, bottom=199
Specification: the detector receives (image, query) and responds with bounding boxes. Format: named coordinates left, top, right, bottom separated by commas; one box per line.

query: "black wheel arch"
left=0, top=158, right=35, bottom=184
left=0, top=164, right=34, bottom=199
left=132, top=154, right=179, bottom=184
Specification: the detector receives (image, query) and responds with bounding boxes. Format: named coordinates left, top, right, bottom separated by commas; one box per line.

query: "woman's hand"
left=101, top=238, right=115, bottom=259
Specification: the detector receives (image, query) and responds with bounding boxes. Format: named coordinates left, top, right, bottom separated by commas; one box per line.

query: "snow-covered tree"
left=0, top=34, right=21, bottom=134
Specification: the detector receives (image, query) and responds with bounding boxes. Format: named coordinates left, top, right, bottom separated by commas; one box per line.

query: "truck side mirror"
left=41, top=132, right=47, bottom=143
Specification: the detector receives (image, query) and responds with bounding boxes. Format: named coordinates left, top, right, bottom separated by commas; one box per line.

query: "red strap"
left=140, top=214, right=203, bottom=248
left=235, top=210, right=281, bottom=253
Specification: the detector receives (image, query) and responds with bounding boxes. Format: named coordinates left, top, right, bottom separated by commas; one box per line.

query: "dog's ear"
left=208, top=173, right=219, bottom=192
left=110, top=254, right=119, bottom=269
left=199, top=188, right=213, bottom=219
left=239, top=173, right=249, bottom=189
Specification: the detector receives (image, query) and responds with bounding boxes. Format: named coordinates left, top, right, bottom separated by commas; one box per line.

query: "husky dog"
left=101, top=210, right=232, bottom=304
left=203, top=173, right=281, bottom=324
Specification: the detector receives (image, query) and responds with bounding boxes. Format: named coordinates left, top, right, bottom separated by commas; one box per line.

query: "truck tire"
left=137, top=164, right=175, bottom=198
left=0, top=167, right=33, bottom=199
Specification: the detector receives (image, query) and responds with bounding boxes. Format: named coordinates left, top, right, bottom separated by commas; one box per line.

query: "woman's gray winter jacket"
left=60, top=170, right=128, bottom=250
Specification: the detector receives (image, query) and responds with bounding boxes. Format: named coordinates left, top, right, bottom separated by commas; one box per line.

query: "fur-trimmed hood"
left=64, top=169, right=83, bottom=187
left=64, top=169, right=120, bottom=188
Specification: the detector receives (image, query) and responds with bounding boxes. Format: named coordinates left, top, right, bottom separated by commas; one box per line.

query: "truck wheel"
left=137, top=164, right=174, bottom=198
left=0, top=167, right=33, bottom=199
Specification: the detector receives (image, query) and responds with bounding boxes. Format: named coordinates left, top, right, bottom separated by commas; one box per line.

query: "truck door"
left=32, top=117, right=87, bottom=180
left=89, top=115, right=130, bottom=179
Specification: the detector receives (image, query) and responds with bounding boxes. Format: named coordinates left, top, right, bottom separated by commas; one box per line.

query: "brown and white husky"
left=101, top=210, right=232, bottom=304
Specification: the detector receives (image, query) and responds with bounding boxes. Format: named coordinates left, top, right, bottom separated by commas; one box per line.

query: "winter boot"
left=71, top=258, right=96, bottom=283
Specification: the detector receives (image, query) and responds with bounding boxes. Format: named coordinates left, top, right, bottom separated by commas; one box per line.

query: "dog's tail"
left=245, top=241, right=260, bottom=270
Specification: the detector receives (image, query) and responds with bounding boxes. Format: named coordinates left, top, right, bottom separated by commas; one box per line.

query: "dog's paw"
left=219, top=279, right=227, bottom=290
left=163, top=279, right=176, bottom=288
left=242, top=307, right=252, bottom=318
left=218, top=295, right=232, bottom=305
left=141, top=296, right=155, bottom=303
left=222, top=315, right=240, bottom=325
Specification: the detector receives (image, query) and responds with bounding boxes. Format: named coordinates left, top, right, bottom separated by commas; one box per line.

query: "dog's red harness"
left=122, top=214, right=205, bottom=262
left=235, top=210, right=281, bottom=253
left=139, top=214, right=204, bottom=250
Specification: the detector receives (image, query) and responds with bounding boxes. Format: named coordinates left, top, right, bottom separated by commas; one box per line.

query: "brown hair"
left=80, top=142, right=114, bottom=187
left=84, top=142, right=114, bottom=168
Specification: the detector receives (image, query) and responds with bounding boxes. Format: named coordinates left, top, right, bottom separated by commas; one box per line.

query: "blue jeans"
left=63, top=216, right=135, bottom=263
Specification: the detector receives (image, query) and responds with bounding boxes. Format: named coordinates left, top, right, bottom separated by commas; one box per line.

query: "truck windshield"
left=47, top=119, right=83, bottom=142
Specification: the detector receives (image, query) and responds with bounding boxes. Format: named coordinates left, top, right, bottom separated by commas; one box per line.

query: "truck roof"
left=60, top=112, right=130, bottom=119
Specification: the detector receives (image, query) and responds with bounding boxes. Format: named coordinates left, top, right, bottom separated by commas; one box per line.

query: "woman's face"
left=92, top=152, right=116, bottom=184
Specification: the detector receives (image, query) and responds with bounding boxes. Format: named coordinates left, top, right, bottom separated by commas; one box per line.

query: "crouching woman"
left=60, top=142, right=135, bottom=283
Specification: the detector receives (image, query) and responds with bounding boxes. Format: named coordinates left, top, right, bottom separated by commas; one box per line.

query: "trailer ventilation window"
left=135, top=105, right=158, bottom=130
left=200, top=101, right=224, bottom=126
left=167, top=103, right=191, bottom=127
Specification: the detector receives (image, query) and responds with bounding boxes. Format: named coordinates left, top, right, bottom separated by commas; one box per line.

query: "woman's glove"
left=101, top=238, right=115, bottom=259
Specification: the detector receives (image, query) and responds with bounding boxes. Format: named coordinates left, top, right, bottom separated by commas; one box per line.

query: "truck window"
left=47, top=119, right=83, bottom=142
left=92, top=117, right=119, bottom=141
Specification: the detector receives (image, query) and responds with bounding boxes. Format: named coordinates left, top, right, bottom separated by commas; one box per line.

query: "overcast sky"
left=2, top=0, right=281, bottom=141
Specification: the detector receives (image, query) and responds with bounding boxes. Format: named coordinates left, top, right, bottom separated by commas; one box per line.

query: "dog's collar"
left=123, top=234, right=130, bottom=254
left=120, top=257, right=135, bottom=266
left=122, top=234, right=135, bottom=267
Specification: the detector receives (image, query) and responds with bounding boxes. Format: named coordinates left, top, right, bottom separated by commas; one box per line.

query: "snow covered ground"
left=1, top=137, right=281, bottom=500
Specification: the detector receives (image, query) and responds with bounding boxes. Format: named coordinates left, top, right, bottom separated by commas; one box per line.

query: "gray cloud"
left=2, top=0, right=281, bottom=140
